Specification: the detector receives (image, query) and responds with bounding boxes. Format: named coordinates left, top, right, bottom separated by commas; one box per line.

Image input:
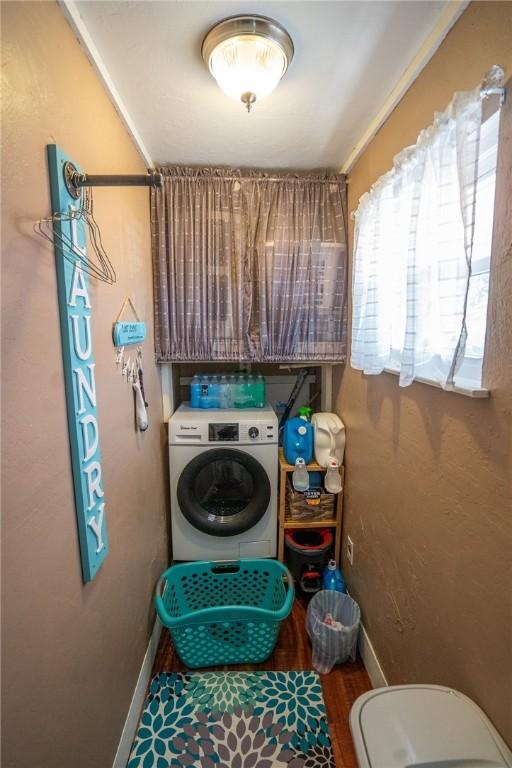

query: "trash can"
left=306, top=589, right=360, bottom=673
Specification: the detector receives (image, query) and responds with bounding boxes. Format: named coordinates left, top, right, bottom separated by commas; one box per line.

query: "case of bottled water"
left=190, top=374, right=266, bottom=409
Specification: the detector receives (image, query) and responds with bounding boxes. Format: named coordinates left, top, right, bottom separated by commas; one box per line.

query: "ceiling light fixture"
left=202, top=15, right=294, bottom=113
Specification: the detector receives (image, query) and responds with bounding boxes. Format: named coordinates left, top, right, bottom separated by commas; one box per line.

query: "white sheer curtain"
left=351, top=68, right=502, bottom=390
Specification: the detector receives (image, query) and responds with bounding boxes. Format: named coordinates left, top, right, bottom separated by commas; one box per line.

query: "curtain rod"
left=157, top=174, right=345, bottom=184
left=480, top=84, right=506, bottom=105
left=73, top=172, right=163, bottom=188
left=480, top=64, right=506, bottom=105
left=63, top=162, right=162, bottom=198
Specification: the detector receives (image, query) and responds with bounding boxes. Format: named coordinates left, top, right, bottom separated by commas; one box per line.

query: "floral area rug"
left=128, top=670, right=335, bottom=768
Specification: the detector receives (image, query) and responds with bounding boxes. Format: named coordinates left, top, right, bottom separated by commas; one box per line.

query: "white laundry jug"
left=311, top=413, right=345, bottom=467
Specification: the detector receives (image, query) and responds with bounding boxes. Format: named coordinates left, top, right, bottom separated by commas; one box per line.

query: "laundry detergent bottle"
left=322, top=560, right=347, bottom=593
left=283, top=409, right=314, bottom=465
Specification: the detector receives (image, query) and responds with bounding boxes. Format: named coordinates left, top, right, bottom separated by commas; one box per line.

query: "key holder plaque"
left=113, top=297, right=146, bottom=347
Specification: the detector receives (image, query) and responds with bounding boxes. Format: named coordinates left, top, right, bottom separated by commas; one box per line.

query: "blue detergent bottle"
left=322, top=559, right=347, bottom=593
left=283, top=409, right=314, bottom=465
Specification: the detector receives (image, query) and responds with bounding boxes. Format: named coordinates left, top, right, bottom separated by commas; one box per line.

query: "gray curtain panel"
left=151, top=167, right=348, bottom=362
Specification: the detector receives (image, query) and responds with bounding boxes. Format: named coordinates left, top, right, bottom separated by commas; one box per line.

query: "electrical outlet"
left=347, top=536, right=354, bottom=565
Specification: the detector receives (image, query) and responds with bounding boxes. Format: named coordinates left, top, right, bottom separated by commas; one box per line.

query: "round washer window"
left=177, top=448, right=271, bottom=537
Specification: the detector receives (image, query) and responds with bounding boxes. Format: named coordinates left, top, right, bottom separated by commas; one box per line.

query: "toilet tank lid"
left=349, top=684, right=512, bottom=768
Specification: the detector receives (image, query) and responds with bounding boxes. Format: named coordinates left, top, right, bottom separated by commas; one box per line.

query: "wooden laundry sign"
left=47, top=145, right=108, bottom=582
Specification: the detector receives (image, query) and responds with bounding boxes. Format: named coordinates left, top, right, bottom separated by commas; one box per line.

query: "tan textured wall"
left=1, top=3, right=169, bottom=766
left=336, top=1, right=512, bottom=744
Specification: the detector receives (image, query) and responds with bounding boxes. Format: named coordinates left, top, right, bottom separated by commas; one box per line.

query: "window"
left=351, top=73, right=503, bottom=394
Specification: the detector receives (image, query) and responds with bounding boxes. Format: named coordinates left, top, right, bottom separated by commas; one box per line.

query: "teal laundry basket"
left=155, top=559, right=294, bottom=668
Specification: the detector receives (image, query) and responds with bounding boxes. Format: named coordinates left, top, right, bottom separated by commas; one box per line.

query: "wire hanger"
left=34, top=186, right=116, bottom=285
left=34, top=160, right=162, bottom=285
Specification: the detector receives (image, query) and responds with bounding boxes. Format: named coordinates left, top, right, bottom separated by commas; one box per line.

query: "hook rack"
left=63, top=161, right=163, bottom=199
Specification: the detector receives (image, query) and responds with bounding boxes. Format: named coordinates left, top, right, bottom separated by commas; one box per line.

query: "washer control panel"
left=208, top=423, right=239, bottom=442
left=238, top=423, right=274, bottom=442
left=169, top=404, right=278, bottom=445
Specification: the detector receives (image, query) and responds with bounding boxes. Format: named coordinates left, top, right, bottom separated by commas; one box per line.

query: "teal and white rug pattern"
left=128, top=670, right=335, bottom=768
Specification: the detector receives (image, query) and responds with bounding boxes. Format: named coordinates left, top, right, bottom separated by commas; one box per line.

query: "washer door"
left=177, top=448, right=271, bottom=537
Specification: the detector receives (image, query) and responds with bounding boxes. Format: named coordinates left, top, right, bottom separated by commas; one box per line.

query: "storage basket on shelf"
left=286, top=477, right=335, bottom=521
left=155, top=559, right=295, bottom=668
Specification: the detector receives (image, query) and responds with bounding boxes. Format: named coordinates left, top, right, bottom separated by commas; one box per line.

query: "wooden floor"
left=151, top=594, right=372, bottom=768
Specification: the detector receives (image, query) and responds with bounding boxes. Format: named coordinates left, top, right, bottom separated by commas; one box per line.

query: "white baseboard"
left=112, top=618, right=162, bottom=768
left=358, top=622, right=388, bottom=689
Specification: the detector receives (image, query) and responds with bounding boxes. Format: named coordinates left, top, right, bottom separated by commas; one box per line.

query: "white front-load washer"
left=169, top=404, right=278, bottom=561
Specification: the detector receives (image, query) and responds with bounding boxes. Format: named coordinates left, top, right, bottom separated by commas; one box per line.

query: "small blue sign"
left=47, top=145, right=108, bottom=582
left=113, top=321, right=146, bottom=347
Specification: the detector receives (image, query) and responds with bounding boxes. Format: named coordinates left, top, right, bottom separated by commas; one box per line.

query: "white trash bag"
left=306, top=590, right=361, bottom=673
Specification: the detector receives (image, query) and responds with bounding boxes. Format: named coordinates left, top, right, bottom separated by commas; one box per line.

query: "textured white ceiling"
left=72, top=0, right=451, bottom=170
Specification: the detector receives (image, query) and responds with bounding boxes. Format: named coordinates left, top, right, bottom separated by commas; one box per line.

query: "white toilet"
left=350, top=684, right=512, bottom=768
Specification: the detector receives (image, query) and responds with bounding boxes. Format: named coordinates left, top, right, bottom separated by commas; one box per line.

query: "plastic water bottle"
left=190, top=375, right=202, bottom=408
left=247, top=375, right=256, bottom=407
left=219, top=375, right=230, bottom=408
left=322, top=560, right=347, bottom=593
left=210, top=375, right=222, bottom=408
left=244, top=375, right=253, bottom=407
left=255, top=374, right=266, bottom=408
left=200, top=375, right=212, bottom=408
left=233, top=375, right=247, bottom=408
left=227, top=375, right=236, bottom=408
left=231, top=375, right=240, bottom=407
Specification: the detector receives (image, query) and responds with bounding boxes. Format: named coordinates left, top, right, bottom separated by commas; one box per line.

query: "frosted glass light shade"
left=202, top=16, right=293, bottom=112
left=209, top=35, right=287, bottom=104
